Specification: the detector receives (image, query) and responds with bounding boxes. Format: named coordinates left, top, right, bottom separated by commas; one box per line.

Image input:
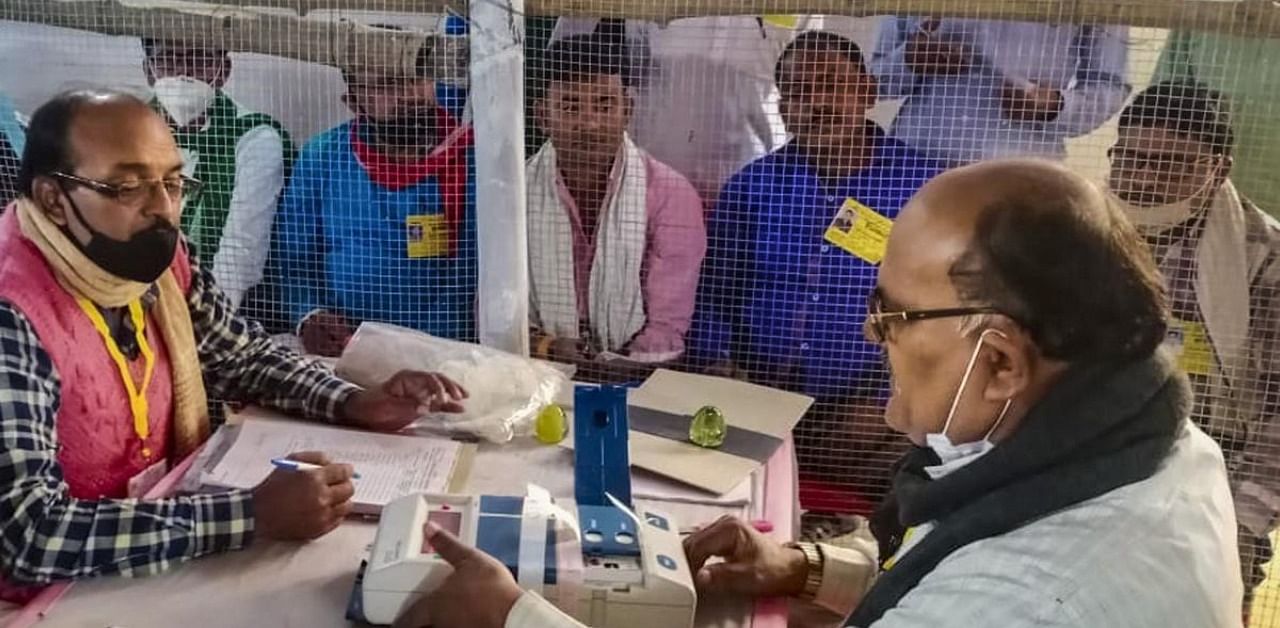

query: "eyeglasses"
left=51, top=172, right=204, bottom=208
left=1106, top=147, right=1217, bottom=179
left=863, top=289, right=1001, bottom=344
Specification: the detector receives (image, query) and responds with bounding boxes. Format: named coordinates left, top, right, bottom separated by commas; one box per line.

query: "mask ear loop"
left=940, top=328, right=1009, bottom=440
left=55, top=181, right=98, bottom=241
left=983, top=399, right=1014, bottom=441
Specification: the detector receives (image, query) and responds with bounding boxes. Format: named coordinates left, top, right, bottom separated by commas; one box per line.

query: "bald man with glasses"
left=0, top=89, right=467, bottom=602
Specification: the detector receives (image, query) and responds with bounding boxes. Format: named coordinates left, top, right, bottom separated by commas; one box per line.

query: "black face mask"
left=364, top=107, right=440, bottom=148
left=60, top=188, right=179, bottom=283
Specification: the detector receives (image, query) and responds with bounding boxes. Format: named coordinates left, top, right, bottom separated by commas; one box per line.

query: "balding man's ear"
left=32, top=177, right=69, bottom=226
left=977, top=323, right=1034, bottom=405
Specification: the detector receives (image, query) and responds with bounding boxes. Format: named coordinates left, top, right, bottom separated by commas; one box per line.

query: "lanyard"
left=74, top=297, right=157, bottom=458
left=882, top=526, right=917, bottom=571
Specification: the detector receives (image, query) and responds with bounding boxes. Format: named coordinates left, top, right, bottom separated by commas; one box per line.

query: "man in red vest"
left=0, top=88, right=467, bottom=601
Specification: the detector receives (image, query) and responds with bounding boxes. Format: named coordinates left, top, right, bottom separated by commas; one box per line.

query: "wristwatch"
left=786, top=541, right=825, bottom=600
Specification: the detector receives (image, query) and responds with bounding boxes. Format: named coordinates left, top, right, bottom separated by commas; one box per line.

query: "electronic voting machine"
left=350, top=385, right=697, bottom=627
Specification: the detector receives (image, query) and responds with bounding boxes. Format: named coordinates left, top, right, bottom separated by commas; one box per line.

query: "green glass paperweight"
left=534, top=404, right=568, bottom=444
left=689, top=405, right=727, bottom=448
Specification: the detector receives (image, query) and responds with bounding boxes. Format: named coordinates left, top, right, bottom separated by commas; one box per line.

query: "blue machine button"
left=657, top=554, right=677, bottom=571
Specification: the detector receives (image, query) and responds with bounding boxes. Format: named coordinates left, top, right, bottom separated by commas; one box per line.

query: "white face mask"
left=923, top=329, right=1013, bottom=480
left=1106, top=174, right=1218, bottom=239
left=152, top=76, right=216, bottom=128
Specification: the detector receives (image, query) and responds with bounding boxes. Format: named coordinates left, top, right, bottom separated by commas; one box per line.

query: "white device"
left=359, top=492, right=696, bottom=627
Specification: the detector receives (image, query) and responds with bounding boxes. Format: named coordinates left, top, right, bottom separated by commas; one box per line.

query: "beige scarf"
left=16, top=198, right=210, bottom=459
left=1124, top=181, right=1252, bottom=388
left=527, top=134, right=648, bottom=352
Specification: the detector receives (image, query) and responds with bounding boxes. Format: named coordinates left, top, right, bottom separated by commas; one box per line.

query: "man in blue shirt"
left=273, top=59, right=477, bottom=356
left=692, top=31, right=944, bottom=510
left=870, top=18, right=1129, bottom=165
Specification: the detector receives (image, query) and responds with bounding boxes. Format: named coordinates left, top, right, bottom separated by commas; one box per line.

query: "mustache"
left=1115, top=188, right=1171, bottom=207
left=797, top=116, right=858, bottom=131
left=562, top=135, right=617, bottom=150
left=143, top=219, right=179, bottom=233
left=365, top=111, right=441, bottom=144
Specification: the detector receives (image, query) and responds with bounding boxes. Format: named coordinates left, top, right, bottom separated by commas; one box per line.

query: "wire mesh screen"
left=519, top=9, right=1280, bottom=625
left=0, top=7, right=477, bottom=358
left=0, top=0, right=1277, bottom=624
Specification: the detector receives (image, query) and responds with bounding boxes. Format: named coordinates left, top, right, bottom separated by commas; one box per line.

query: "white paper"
left=204, top=419, right=462, bottom=510
left=629, top=468, right=754, bottom=506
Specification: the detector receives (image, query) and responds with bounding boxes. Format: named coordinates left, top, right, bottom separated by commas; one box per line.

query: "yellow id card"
left=406, top=214, right=448, bottom=259
left=1167, top=318, right=1214, bottom=376
left=824, top=198, right=894, bottom=264
left=761, top=15, right=800, bottom=28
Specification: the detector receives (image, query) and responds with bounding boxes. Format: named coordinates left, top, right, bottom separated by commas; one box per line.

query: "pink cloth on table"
left=550, top=151, right=706, bottom=356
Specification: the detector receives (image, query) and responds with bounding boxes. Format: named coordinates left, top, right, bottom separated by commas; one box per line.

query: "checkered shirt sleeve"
left=0, top=256, right=360, bottom=585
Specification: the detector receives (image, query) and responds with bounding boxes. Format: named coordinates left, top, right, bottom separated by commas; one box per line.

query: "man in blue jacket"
left=273, top=60, right=477, bottom=356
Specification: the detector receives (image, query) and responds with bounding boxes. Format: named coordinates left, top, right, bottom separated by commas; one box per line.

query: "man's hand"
left=251, top=451, right=354, bottom=541
left=532, top=331, right=591, bottom=362
left=299, top=311, right=355, bottom=357
left=342, top=370, right=468, bottom=432
left=1000, top=82, right=1064, bottom=123
left=683, top=515, right=809, bottom=597
left=549, top=337, right=590, bottom=361
left=904, top=19, right=972, bottom=76
left=393, top=522, right=523, bottom=628
left=705, top=360, right=745, bottom=380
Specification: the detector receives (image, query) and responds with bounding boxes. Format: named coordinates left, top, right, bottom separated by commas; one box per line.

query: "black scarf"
left=845, top=351, right=1188, bottom=627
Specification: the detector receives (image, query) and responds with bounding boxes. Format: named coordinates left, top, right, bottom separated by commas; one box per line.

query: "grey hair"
left=956, top=312, right=997, bottom=337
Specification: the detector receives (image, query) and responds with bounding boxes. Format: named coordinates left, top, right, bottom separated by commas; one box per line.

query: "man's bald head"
left=18, top=88, right=171, bottom=198
left=874, top=160, right=1170, bottom=445
left=891, top=159, right=1169, bottom=364
left=20, top=88, right=185, bottom=246
left=914, top=159, right=1108, bottom=227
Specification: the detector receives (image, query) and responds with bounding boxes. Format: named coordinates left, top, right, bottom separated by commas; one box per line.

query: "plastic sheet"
left=336, top=322, right=568, bottom=442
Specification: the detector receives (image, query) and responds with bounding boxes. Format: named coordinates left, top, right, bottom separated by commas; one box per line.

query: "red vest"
left=0, top=207, right=195, bottom=603
left=0, top=209, right=192, bottom=498
left=0, top=208, right=195, bottom=603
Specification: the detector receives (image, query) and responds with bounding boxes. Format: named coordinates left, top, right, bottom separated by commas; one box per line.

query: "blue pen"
left=271, top=457, right=362, bottom=480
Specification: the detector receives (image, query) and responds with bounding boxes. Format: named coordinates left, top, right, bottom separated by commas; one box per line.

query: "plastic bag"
left=335, top=322, right=568, bottom=443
